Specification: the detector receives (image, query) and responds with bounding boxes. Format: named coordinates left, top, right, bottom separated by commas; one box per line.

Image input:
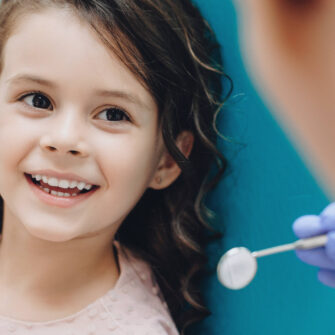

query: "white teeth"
left=70, top=180, right=78, bottom=188
left=77, top=182, right=86, bottom=191
left=50, top=190, right=71, bottom=197
left=59, top=180, right=70, bottom=189
left=31, top=174, right=94, bottom=191
left=48, top=177, right=59, bottom=187
left=38, top=185, right=78, bottom=197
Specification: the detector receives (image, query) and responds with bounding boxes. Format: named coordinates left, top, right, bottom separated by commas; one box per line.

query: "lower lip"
left=25, top=173, right=99, bottom=208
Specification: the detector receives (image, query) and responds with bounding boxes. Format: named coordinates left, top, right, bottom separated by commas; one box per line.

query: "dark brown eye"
left=97, top=107, right=130, bottom=122
left=21, top=93, right=52, bottom=110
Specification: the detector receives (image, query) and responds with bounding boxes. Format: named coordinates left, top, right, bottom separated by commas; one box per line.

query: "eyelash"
left=18, top=91, right=131, bottom=123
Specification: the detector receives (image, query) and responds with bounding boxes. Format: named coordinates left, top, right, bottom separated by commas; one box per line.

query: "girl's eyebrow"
left=6, top=73, right=147, bottom=108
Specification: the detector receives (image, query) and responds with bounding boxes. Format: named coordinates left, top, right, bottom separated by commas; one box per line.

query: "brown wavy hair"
left=0, top=0, right=232, bottom=333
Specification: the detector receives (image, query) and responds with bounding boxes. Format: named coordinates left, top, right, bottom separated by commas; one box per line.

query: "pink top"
left=0, top=241, right=179, bottom=335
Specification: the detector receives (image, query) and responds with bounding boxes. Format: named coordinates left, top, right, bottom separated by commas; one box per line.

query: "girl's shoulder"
left=103, top=240, right=179, bottom=333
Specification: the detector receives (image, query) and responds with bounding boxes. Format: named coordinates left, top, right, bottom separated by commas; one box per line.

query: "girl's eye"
left=19, top=93, right=130, bottom=123
left=96, top=107, right=130, bottom=122
left=19, top=92, right=52, bottom=110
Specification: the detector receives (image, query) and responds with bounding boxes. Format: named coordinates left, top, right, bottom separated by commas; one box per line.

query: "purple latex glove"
left=293, top=202, right=335, bottom=287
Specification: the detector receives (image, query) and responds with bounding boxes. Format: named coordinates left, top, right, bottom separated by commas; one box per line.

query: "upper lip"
left=25, top=170, right=99, bottom=186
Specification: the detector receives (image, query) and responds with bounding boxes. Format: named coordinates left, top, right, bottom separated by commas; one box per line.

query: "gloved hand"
left=293, top=202, right=335, bottom=288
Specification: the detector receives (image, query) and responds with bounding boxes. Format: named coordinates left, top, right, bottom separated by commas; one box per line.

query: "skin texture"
left=233, top=0, right=335, bottom=199
left=0, top=8, right=193, bottom=320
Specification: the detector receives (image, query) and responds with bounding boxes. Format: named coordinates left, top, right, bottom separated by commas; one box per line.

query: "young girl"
left=0, top=0, right=230, bottom=334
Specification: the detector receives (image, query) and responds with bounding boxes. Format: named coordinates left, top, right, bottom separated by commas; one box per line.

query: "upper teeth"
left=31, top=174, right=93, bottom=191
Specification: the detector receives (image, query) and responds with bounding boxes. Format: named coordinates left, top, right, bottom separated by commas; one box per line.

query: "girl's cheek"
left=95, top=134, right=159, bottom=186
left=0, top=108, right=37, bottom=163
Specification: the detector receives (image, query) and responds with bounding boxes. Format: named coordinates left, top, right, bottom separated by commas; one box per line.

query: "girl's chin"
left=17, top=220, right=82, bottom=243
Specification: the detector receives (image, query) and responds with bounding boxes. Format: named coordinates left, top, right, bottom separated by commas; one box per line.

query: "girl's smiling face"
left=0, top=8, right=166, bottom=241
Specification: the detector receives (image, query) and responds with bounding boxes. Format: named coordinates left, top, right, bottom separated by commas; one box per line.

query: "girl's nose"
left=39, top=110, right=90, bottom=158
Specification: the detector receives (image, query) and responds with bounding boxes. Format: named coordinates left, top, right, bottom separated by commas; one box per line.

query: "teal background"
left=189, top=0, right=334, bottom=334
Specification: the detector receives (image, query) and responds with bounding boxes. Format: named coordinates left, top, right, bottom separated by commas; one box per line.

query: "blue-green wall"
left=190, top=1, right=333, bottom=334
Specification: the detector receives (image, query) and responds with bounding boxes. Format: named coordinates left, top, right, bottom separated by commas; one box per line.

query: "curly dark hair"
left=0, top=0, right=232, bottom=333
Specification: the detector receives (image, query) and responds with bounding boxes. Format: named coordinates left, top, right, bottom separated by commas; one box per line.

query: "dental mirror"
left=217, top=233, right=328, bottom=290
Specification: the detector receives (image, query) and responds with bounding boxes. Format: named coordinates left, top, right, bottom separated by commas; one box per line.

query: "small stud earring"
left=155, top=176, right=162, bottom=184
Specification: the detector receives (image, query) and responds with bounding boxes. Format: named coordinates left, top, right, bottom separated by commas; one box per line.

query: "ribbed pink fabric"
left=0, top=241, right=179, bottom=334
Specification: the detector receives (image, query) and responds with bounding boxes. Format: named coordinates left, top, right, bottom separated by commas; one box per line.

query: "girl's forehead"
left=2, top=8, right=156, bottom=112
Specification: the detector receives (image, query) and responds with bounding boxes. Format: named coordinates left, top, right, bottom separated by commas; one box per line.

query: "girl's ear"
left=149, top=130, right=194, bottom=190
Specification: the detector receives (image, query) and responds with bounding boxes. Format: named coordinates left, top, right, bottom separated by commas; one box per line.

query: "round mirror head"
left=217, top=247, right=257, bottom=290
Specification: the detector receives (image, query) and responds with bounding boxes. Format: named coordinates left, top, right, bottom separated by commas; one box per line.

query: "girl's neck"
left=0, top=206, right=120, bottom=321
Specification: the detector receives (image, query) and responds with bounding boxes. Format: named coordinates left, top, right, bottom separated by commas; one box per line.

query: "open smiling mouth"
left=24, top=173, right=100, bottom=198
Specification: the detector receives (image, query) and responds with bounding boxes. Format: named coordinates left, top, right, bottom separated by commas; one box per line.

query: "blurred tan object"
left=233, top=0, right=335, bottom=198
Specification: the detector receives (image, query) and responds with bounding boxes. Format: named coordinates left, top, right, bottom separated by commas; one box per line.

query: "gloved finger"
left=295, top=248, right=335, bottom=270
left=318, top=268, right=335, bottom=288
left=292, top=215, right=326, bottom=239
left=320, top=202, right=335, bottom=231
left=325, top=231, right=335, bottom=262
